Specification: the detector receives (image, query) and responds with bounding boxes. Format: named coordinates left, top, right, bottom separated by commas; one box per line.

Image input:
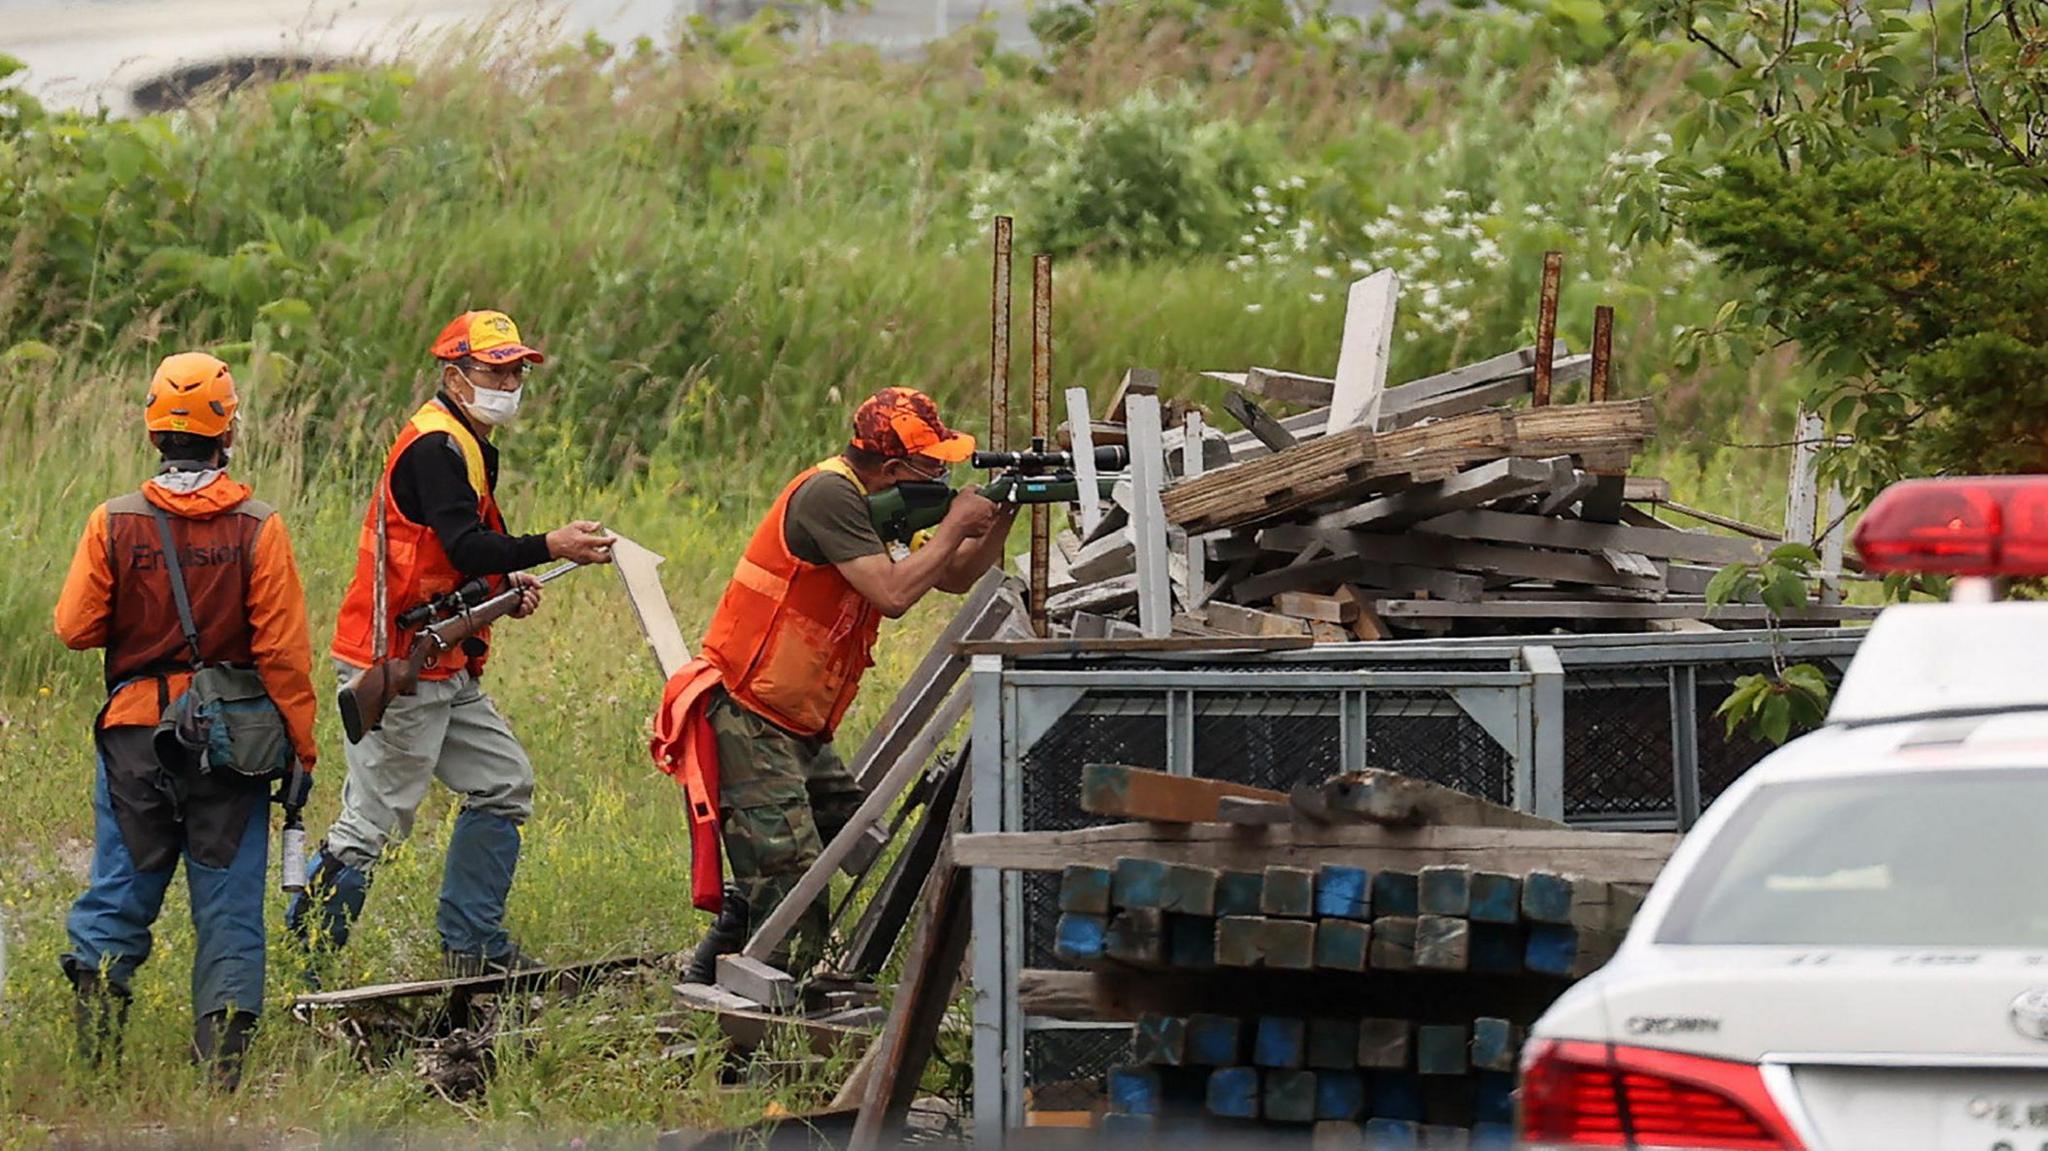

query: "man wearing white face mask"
left=291, top=310, right=614, bottom=978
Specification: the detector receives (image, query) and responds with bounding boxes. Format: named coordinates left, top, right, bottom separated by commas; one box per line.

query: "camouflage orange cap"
left=851, top=387, right=976, bottom=463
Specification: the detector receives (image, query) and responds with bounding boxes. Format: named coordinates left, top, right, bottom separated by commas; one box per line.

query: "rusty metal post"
left=1533, top=250, right=1563, bottom=407
left=989, top=217, right=1012, bottom=453
left=1029, top=253, right=1053, bottom=637
left=1590, top=305, right=1614, bottom=403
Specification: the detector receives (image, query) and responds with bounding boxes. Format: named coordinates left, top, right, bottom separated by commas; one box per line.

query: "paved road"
left=0, top=0, right=1037, bottom=113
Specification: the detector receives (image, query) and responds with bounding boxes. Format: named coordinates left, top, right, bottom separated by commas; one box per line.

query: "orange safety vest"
left=700, top=460, right=883, bottom=739
left=332, top=399, right=506, bottom=679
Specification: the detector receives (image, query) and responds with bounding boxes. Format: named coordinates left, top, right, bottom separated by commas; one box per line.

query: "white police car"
left=1522, top=477, right=2048, bottom=1151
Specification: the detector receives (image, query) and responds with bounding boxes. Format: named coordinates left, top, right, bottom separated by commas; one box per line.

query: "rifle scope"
left=396, top=577, right=493, bottom=631
left=970, top=445, right=1129, bottom=471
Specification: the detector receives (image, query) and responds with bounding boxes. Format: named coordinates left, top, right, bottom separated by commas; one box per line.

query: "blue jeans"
left=64, top=726, right=269, bottom=1019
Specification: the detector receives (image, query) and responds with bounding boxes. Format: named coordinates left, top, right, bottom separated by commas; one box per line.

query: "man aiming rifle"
left=651, top=388, right=1017, bottom=985
left=289, top=311, right=613, bottom=977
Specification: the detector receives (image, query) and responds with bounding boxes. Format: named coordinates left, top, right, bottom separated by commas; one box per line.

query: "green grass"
left=0, top=8, right=1809, bottom=1144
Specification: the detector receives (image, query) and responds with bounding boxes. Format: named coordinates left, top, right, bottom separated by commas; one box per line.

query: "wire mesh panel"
left=1022, top=1027, right=1129, bottom=1114
left=1693, top=661, right=1845, bottom=807
left=1017, top=693, right=1168, bottom=834
left=1368, top=694, right=1513, bottom=804
left=1562, top=668, right=1676, bottom=819
left=1191, top=692, right=1342, bottom=790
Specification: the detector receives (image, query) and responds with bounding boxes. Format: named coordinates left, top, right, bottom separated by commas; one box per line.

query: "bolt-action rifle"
left=866, top=443, right=1130, bottom=545
left=337, top=562, right=581, bottom=744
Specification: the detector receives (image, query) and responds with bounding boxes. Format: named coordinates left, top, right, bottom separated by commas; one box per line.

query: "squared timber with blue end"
left=1099, top=1112, right=1157, bottom=1137
left=1371, top=915, right=1417, bottom=970
left=1260, top=917, right=1317, bottom=970
left=1521, top=869, right=1575, bottom=924
left=1316, top=865, right=1372, bottom=919
left=1134, top=1013, right=1189, bottom=1066
left=1468, top=872, right=1520, bottom=924
left=1159, top=864, right=1218, bottom=916
left=1419, top=1124, right=1471, bottom=1149
left=1364, top=1117, right=1422, bottom=1150
left=1372, top=1072, right=1426, bottom=1122
left=1216, top=870, right=1264, bottom=917
left=1474, top=1072, right=1516, bottom=1126
left=1372, top=870, right=1420, bottom=918
left=1107, top=908, right=1166, bottom=967
left=1415, top=1025, right=1469, bottom=1076
left=1108, top=1066, right=1164, bottom=1116
left=1254, top=1016, right=1308, bottom=1069
left=1418, top=866, right=1472, bottom=917
left=1316, top=919, right=1372, bottom=972
left=1114, top=857, right=1170, bottom=911
left=1524, top=923, right=1579, bottom=976
left=1468, top=923, right=1523, bottom=975
left=1186, top=1014, right=1243, bottom=1066
left=1316, top=1071, right=1368, bottom=1121
left=1207, top=1067, right=1261, bottom=1119
left=1216, top=916, right=1264, bottom=967
left=1470, top=1123, right=1515, bottom=1151
left=1414, top=916, right=1469, bottom=971
left=1470, top=1018, right=1518, bottom=1072
left=1262, top=866, right=1316, bottom=917
left=1058, top=864, right=1113, bottom=915
left=1357, top=1018, right=1411, bottom=1069
left=1167, top=914, right=1217, bottom=971
left=1265, top=1069, right=1319, bottom=1124
left=1053, top=913, right=1107, bottom=964
left=1308, top=1017, right=1361, bottom=1070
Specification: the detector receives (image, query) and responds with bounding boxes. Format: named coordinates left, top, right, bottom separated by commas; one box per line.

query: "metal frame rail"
left=967, top=627, right=1866, bottom=1142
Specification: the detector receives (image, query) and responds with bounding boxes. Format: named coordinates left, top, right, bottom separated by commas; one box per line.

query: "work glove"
left=275, top=764, right=313, bottom=810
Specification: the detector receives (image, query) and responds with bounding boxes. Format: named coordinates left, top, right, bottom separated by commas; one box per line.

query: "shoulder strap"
left=148, top=501, right=205, bottom=668
left=409, top=401, right=490, bottom=497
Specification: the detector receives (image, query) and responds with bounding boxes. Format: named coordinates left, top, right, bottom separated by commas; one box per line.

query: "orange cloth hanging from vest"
left=650, top=658, right=727, bottom=913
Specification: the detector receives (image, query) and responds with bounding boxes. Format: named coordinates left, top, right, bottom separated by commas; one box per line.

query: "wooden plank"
left=1327, top=270, right=1401, bottom=434
left=1058, top=864, right=1114, bottom=915
left=1127, top=393, right=1173, bottom=637
left=1207, top=1067, right=1261, bottom=1119
left=1106, top=908, right=1167, bottom=967
left=1378, top=346, right=1545, bottom=412
left=1053, top=913, right=1108, bottom=965
left=1370, top=600, right=1879, bottom=623
left=954, top=824, right=1678, bottom=885
left=1415, top=1025, right=1468, bottom=1076
left=844, top=747, right=967, bottom=976
left=1081, top=763, right=1288, bottom=824
left=1042, top=572, right=1139, bottom=618
left=956, top=633, right=1314, bottom=656
left=1357, top=1019, right=1412, bottom=1070
left=1784, top=407, right=1823, bottom=546
left=1134, top=1013, right=1189, bottom=1066
left=1066, top=387, right=1104, bottom=538
left=1314, top=865, right=1373, bottom=920
left=1371, top=870, right=1421, bottom=917
left=1246, top=366, right=1337, bottom=408
left=1414, top=916, right=1470, bottom=971
left=1415, top=507, right=1770, bottom=566
left=847, top=570, right=1009, bottom=793
left=1261, top=526, right=1665, bottom=593
left=1623, top=476, right=1671, bottom=503
left=1314, top=919, right=1372, bottom=972
left=1068, top=529, right=1135, bottom=583
left=1266, top=1070, right=1319, bottom=1122
left=1216, top=916, right=1265, bottom=968
left=1216, top=870, right=1264, bottom=917
left=1256, top=1017, right=1309, bottom=1068
left=294, top=954, right=650, bottom=1011
left=1163, top=426, right=1378, bottom=533
left=1183, top=411, right=1208, bottom=600
left=1308, top=1019, right=1361, bottom=1072
left=1652, top=498, right=1784, bottom=542
left=1369, top=916, right=1417, bottom=971
left=847, top=838, right=971, bottom=1151
left=1223, top=390, right=1299, bottom=454
left=1111, top=856, right=1168, bottom=910
left=717, top=955, right=797, bottom=1012
left=1216, top=796, right=1294, bottom=826
left=1471, top=1018, right=1519, bottom=1073
left=1232, top=552, right=1487, bottom=605
left=665, top=1001, right=872, bottom=1058
left=1260, top=918, right=1317, bottom=970
left=1189, top=1014, right=1244, bottom=1065
left=1300, top=771, right=1562, bottom=831
left=1168, top=913, right=1218, bottom=969
left=1274, top=590, right=1358, bottom=625
left=742, top=682, right=973, bottom=962
left=1207, top=601, right=1311, bottom=637
left=1260, top=866, right=1317, bottom=918
left=1383, top=377, right=1532, bottom=430
left=1418, top=866, right=1472, bottom=917
left=611, top=536, right=691, bottom=678
left=1105, top=368, right=1159, bottom=424
left=1314, top=458, right=1558, bottom=533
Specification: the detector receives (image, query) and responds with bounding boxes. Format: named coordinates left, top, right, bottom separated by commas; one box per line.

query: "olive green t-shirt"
left=784, top=471, right=888, bottom=566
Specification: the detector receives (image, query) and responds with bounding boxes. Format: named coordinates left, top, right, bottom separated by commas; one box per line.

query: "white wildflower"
left=1309, top=292, right=1327, bottom=304
left=1246, top=303, right=1265, bottom=314
left=1314, top=265, right=1336, bottom=280
left=1349, top=257, right=1372, bottom=274
left=1253, top=185, right=1270, bottom=199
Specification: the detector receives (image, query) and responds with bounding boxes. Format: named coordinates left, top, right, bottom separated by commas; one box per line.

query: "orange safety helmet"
left=144, top=352, right=239, bottom=439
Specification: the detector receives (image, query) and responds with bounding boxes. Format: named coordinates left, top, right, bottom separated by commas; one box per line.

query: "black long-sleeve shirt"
left=389, top=395, right=552, bottom=576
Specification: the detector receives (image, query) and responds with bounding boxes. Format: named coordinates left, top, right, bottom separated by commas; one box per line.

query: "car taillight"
left=1519, top=1039, right=1805, bottom=1150
left=1854, top=476, right=2048, bottom=576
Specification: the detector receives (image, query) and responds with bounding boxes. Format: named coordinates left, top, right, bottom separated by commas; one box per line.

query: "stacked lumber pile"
left=1040, top=343, right=1878, bottom=640
left=953, top=764, right=1676, bottom=1141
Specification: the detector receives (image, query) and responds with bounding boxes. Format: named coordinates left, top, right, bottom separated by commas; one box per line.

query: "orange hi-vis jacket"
left=332, top=399, right=506, bottom=679
left=53, top=472, right=320, bottom=771
left=699, top=461, right=884, bottom=740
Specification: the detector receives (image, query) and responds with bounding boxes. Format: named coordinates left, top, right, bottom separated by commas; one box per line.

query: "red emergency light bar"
left=1853, top=476, right=2048, bottom=576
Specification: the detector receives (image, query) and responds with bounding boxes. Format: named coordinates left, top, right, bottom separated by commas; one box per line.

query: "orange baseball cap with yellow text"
left=431, top=310, right=545, bottom=365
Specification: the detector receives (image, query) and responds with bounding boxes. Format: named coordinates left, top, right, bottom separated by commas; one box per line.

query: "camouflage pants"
left=709, top=692, right=863, bottom=972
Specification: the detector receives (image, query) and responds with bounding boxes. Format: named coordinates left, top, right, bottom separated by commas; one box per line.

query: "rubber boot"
left=285, top=846, right=371, bottom=955
left=194, top=1009, right=258, bottom=1092
left=437, top=808, right=524, bottom=971
left=684, top=886, right=748, bottom=986
left=62, top=959, right=130, bottom=1071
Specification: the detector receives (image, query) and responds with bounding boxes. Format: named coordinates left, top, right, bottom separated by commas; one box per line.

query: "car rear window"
left=1659, top=768, right=2048, bottom=947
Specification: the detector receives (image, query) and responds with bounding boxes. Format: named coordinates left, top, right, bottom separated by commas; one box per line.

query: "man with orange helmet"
left=54, top=352, right=319, bottom=1088
left=289, top=311, right=613, bottom=978
left=653, top=388, right=1015, bottom=986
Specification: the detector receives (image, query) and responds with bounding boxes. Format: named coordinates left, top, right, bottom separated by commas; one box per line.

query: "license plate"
left=1941, top=1093, right=2048, bottom=1150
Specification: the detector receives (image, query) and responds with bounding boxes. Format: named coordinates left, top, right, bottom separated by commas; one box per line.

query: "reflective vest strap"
left=407, top=402, right=490, bottom=498
left=731, top=557, right=792, bottom=601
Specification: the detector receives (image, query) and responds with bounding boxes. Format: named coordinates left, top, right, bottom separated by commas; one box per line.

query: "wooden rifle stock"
left=338, top=562, right=581, bottom=743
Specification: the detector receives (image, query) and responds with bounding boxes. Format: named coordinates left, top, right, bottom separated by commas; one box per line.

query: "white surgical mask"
left=460, top=373, right=524, bottom=427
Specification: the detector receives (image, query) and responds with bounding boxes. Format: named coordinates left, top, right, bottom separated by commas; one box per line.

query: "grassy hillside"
left=0, top=5, right=1799, bottom=1143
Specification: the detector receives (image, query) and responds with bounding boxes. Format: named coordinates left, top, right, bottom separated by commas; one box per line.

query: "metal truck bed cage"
left=966, top=625, right=1867, bottom=1141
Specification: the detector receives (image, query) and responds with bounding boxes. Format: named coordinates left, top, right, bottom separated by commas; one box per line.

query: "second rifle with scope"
left=866, top=443, right=1128, bottom=545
